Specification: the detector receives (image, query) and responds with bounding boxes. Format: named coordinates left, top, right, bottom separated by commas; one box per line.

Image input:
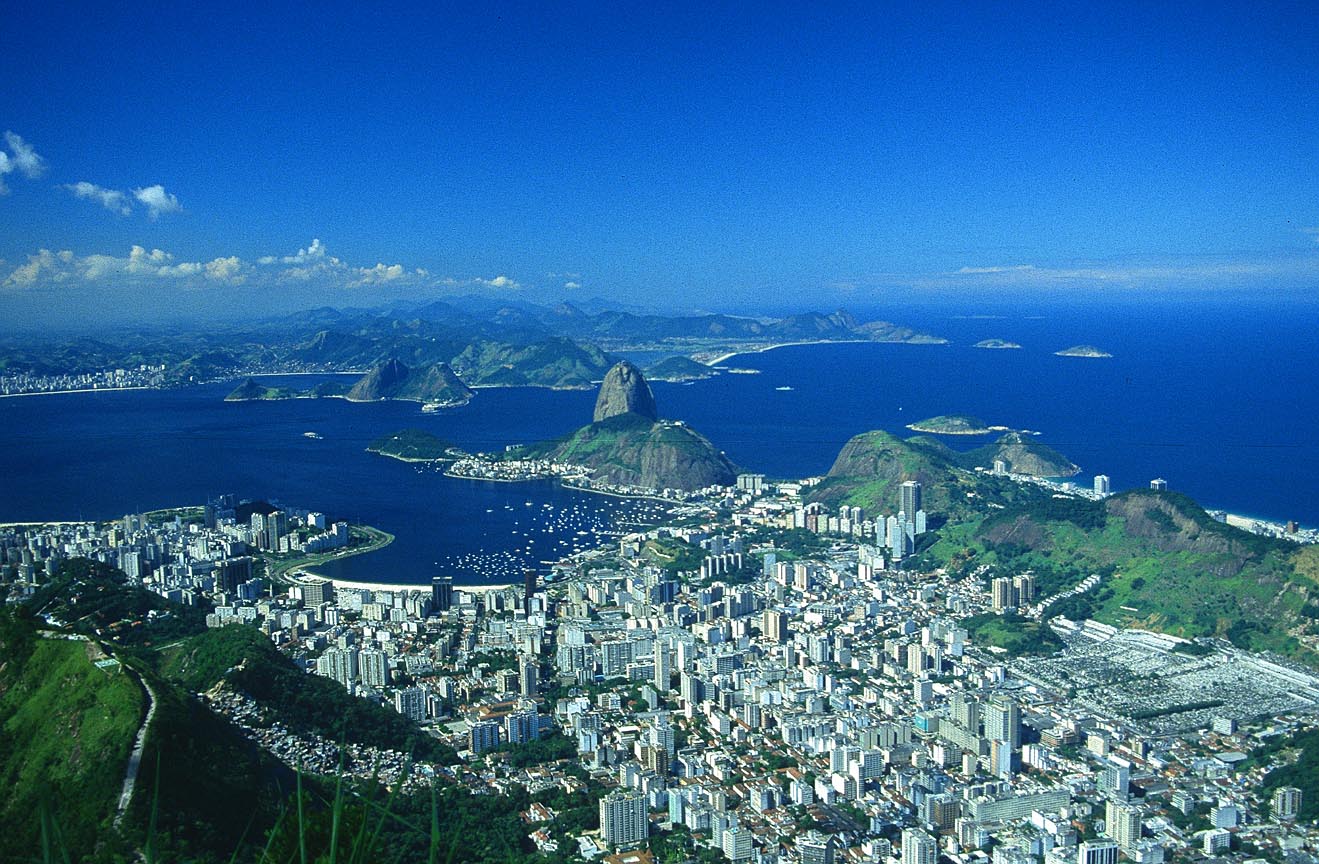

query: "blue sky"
left=1, top=1, right=1317, bottom=325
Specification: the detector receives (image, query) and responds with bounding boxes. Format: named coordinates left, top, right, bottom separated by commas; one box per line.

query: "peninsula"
left=366, top=429, right=463, bottom=462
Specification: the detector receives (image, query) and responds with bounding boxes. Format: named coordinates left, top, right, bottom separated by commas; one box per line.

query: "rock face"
left=347, top=358, right=410, bottom=401
left=592, top=361, right=658, bottom=423
left=529, top=362, right=736, bottom=491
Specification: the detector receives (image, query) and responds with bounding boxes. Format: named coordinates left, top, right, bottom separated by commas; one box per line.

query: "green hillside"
left=807, top=430, right=1049, bottom=521
left=367, top=428, right=460, bottom=461
left=159, top=626, right=459, bottom=765
left=526, top=412, right=738, bottom=491
left=926, top=490, right=1312, bottom=658
left=0, top=613, right=144, bottom=862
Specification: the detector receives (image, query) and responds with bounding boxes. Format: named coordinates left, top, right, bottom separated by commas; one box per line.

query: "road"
left=114, top=665, right=158, bottom=828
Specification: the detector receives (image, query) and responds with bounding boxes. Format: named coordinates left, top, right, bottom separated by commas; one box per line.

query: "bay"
left=1, top=296, right=1315, bottom=586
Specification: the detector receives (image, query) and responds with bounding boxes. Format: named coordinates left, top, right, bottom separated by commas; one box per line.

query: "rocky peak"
left=593, top=361, right=658, bottom=423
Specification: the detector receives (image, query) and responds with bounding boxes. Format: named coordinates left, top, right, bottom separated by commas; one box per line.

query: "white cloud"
left=206, top=256, right=244, bottom=282
left=3, top=237, right=506, bottom=294
left=1302, top=227, right=1319, bottom=243
left=283, top=238, right=328, bottom=264
left=64, top=181, right=132, bottom=216
left=4, top=245, right=247, bottom=288
left=563, top=280, right=582, bottom=289
left=132, top=184, right=183, bottom=219
left=955, top=265, right=1037, bottom=275
left=3, top=249, right=71, bottom=287
left=475, top=274, right=520, bottom=290
left=3, top=131, right=46, bottom=179
left=353, top=263, right=406, bottom=285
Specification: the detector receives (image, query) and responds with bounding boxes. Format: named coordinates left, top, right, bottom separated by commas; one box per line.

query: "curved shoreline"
left=704, top=337, right=944, bottom=366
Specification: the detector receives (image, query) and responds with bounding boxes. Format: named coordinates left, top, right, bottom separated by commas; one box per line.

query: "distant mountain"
left=346, top=358, right=473, bottom=404
left=450, top=337, right=613, bottom=388
left=522, top=362, right=737, bottom=491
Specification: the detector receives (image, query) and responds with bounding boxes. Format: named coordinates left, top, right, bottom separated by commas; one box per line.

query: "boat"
left=774, top=386, right=793, bottom=392
left=303, top=431, right=323, bottom=439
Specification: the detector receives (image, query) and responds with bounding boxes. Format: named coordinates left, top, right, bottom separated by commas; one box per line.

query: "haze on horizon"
left=1, top=1, right=1317, bottom=331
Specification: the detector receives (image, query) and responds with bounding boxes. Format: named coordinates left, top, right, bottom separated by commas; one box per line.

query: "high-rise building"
left=901, top=481, right=923, bottom=522
left=523, top=569, right=537, bottom=613
left=992, top=577, right=1016, bottom=612
left=763, top=609, right=788, bottom=643
left=1077, top=840, right=1119, bottom=864
left=315, top=648, right=359, bottom=688
left=1202, top=829, right=1231, bottom=855
left=470, top=720, right=502, bottom=754
left=518, top=655, right=539, bottom=696
left=985, top=695, right=1021, bottom=748
left=1012, top=573, right=1036, bottom=605
left=901, top=828, right=937, bottom=864
left=1101, top=762, right=1131, bottom=797
left=1094, top=475, right=1112, bottom=495
left=359, top=649, right=388, bottom=688
left=722, top=825, right=753, bottom=862
left=653, top=645, right=671, bottom=691
left=431, top=575, right=453, bottom=612
left=797, top=832, right=836, bottom=864
left=600, top=791, right=649, bottom=848
left=505, top=709, right=540, bottom=744
left=1272, top=786, right=1302, bottom=821
left=1106, top=800, right=1142, bottom=850
left=393, top=687, right=426, bottom=722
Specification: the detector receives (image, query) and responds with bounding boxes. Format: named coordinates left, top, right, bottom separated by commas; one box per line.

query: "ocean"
left=1, top=295, right=1315, bottom=584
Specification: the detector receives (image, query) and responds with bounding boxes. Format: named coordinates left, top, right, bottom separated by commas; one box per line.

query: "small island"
left=366, top=429, right=463, bottom=462
left=1055, top=344, right=1113, bottom=358
left=906, top=414, right=1003, bottom=436
left=973, top=338, right=1022, bottom=350
left=645, top=355, right=718, bottom=382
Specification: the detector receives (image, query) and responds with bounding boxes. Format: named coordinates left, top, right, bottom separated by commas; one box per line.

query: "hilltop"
left=593, top=360, right=658, bottom=422
left=808, top=429, right=1073, bottom=521
left=521, top=361, right=737, bottom=491
left=966, top=431, right=1080, bottom=477
left=346, top=358, right=474, bottom=404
